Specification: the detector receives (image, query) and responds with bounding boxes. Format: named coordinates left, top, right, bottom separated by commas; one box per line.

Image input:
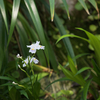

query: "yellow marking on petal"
left=40, top=45, right=42, bottom=47
left=32, top=48, right=34, bottom=50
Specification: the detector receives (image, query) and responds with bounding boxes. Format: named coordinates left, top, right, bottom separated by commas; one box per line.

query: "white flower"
left=16, top=54, right=22, bottom=58
left=22, top=56, right=30, bottom=67
left=31, top=57, right=39, bottom=64
left=27, top=41, right=45, bottom=54
left=22, top=56, right=39, bottom=67
left=12, top=81, right=18, bottom=85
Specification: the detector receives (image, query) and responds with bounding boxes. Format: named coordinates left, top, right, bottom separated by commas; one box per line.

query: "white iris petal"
left=27, top=41, right=45, bottom=54
left=22, top=56, right=39, bottom=67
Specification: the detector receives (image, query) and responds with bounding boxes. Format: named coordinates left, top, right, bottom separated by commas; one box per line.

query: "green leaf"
left=45, top=33, right=58, bottom=72
left=24, top=0, right=49, bottom=66
left=56, top=34, right=89, bottom=44
left=9, top=87, right=21, bottom=100
left=0, top=13, right=8, bottom=74
left=82, top=79, right=92, bottom=100
left=7, top=0, right=20, bottom=46
left=75, top=67, right=92, bottom=76
left=0, top=83, right=13, bottom=87
left=0, top=76, right=13, bottom=81
left=62, top=0, right=70, bottom=19
left=77, top=28, right=100, bottom=68
left=41, top=0, right=76, bottom=64
left=32, top=81, right=41, bottom=99
left=59, top=64, right=85, bottom=86
left=49, top=0, right=55, bottom=21
left=68, top=55, right=77, bottom=74
left=0, top=0, right=8, bottom=32
left=45, top=77, right=72, bottom=89
left=16, top=20, right=29, bottom=57
left=88, top=0, right=99, bottom=14
left=78, top=0, right=90, bottom=15
left=0, top=76, right=17, bottom=83
left=54, top=14, right=76, bottom=63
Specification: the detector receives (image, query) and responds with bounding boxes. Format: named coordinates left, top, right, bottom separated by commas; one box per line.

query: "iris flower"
left=27, top=41, right=45, bottom=54
left=22, top=56, right=39, bottom=67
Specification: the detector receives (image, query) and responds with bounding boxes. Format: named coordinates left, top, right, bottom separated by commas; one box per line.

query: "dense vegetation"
left=0, top=0, right=100, bottom=100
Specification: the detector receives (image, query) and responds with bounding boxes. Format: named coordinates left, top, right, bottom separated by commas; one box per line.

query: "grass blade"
left=56, top=34, right=89, bottom=44
left=62, top=0, right=70, bottom=19
left=75, top=67, right=92, bottom=76
left=54, top=14, right=76, bottom=62
left=24, top=0, right=49, bottom=66
left=49, top=0, right=55, bottom=21
left=78, top=0, right=90, bottom=15
left=68, top=55, right=77, bottom=74
left=0, top=0, right=8, bottom=32
left=40, top=0, right=76, bottom=63
left=77, top=28, right=100, bottom=68
left=7, top=0, right=20, bottom=46
left=82, top=79, right=92, bottom=100
left=88, top=0, right=99, bottom=15
left=0, top=13, right=8, bottom=74
left=59, top=64, right=85, bottom=85
left=16, top=20, right=29, bottom=58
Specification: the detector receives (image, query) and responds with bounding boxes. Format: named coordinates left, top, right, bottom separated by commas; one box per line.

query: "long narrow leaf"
left=24, top=0, right=49, bottom=66
left=62, top=0, right=70, bottom=19
left=75, top=67, right=92, bottom=76
left=54, top=14, right=76, bottom=63
left=16, top=20, right=29, bottom=57
left=82, top=79, right=92, bottom=100
left=88, top=0, right=99, bottom=14
left=56, top=34, right=89, bottom=44
left=0, top=13, right=8, bottom=74
left=17, top=12, right=47, bottom=66
left=40, top=0, right=76, bottom=64
left=7, top=0, right=20, bottom=46
left=68, top=55, right=77, bottom=74
left=0, top=0, right=8, bottom=32
left=59, top=64, right=85, bottom=85
left=78, top=0, right=90, bottom=15
left=49, top=0, right=55, bottom=21
left=77, top=28, right=100, bottom=68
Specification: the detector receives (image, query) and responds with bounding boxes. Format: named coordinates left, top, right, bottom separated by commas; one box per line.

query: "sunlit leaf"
left=56, top=34, right=89, bottom=44
left=0, top=0, right=8, bottom=32
left=78, top=0, right=90, bottom=15
left=88, top=0, right=99, bottom=15
left=68, top=55, right=77, bottom=74
left=7, top=0, right=20, bottom=46
left=49, top=0, right=55, bottom=21
left=62, top=0, right=70, bottom=19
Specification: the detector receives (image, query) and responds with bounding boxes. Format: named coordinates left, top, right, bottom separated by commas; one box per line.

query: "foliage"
left=0, top=0, right=100, bottom=99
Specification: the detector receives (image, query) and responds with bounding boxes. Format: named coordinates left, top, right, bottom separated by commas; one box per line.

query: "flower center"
left=32, top=48, right=34, bottom=50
